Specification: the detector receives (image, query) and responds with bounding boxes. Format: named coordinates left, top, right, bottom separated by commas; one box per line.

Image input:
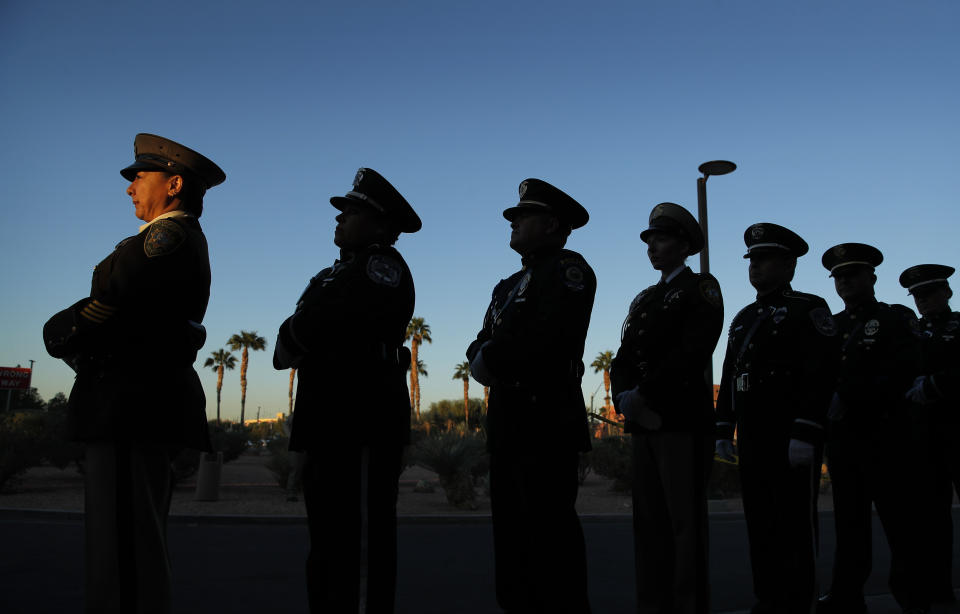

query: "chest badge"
left=864, top=319, right=880, bottom=336
left=664, top=289, right=683, bottom=305
left=772, top=306, right=788, bottom=324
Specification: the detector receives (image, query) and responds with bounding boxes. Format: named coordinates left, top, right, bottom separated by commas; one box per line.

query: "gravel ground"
left=0, top=452, right=651, bottom=516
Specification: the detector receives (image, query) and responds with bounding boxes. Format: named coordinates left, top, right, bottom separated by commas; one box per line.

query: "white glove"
left=905, top=375, right=930, bottom=404
left=616, top=387, right=661, bottom=430
left=470, top=348, right=493, bottom=387
left=715, top=439, right=736, bottom=463
left=787, top=438, right=816, bottom=468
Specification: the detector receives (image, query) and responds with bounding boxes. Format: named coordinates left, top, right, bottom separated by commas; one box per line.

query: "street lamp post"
left=696, top=160, right=737, bottom=276
left=696, top=161, right=736, bottom=396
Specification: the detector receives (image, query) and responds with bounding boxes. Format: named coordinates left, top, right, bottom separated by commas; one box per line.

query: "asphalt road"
left=1, top=509, right=958, bottom=613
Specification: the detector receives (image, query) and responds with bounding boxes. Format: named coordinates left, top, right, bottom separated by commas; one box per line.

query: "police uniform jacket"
left=466, top=247, right=595, bottom=454
left=43, top=214, right=212, bottom=450
left=918, top=310, right=960, bottom=413
left=274, top=244, right=414, bottom=450
left=610, top=267, right=724, bottom=433
left=716, top=285, right=838, bottom=445
left=830, top=299, right=921, bottom=433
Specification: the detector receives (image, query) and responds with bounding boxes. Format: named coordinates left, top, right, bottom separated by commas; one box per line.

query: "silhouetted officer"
left=715, top=223, right=839, bottom=614
left=467, top=178, right=595, bottom=613
left=273, top=167, right=420, bottom=614
left=817, top=243, right=928, bottom=614
left=900, top=264, right=960, bottom=606
left=610, top=202, right=723, bottom=614
left=43, top=133, right=224, bottom=613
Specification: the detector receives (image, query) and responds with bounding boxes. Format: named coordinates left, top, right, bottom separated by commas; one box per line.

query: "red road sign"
left=0, top=367, right=32, bottom=390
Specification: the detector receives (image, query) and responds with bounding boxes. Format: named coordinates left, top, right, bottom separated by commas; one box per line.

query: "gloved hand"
left=787, top=438, right=816, bottom=468
left=616, top=387, right=661, bottom=430
left=715, top=439, right=736, bottom=463
left=905, top=375, right=931, bottom=404
left=470, top=346, right=494, bottom=386
left=827, top=392, right=848, bottom=421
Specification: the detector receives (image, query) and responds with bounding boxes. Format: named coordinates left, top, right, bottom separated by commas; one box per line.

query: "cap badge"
left=834, top=246, right=846, bottom=257
left=353, top=169, right=365, bottom=188
left=751, top=225, right=764, bottom=240
left=519, top=181, right=528, bottom=199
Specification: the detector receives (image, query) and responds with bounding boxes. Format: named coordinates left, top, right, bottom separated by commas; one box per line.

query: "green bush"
left=412, top=431, right=486, bottom=509
left=590, top=436, right=634, bottom=492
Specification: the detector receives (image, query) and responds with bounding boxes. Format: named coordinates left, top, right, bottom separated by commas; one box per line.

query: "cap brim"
left=120, top=160, right=169, bottom=181
left=329, top=195, right=422, bottom=233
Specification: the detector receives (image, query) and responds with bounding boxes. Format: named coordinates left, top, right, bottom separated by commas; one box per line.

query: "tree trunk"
left=483, top=386, right=489, bottom=410
left=410, top=339, right=419, bottom=421
left=240, top=347, right=248, bottom=425
left=288, top=368, right=296, bottom=413
left=463, top=378, right=469, bottom=430
left=603, top=368, right=612, bottom=437
left=216, top=364, right=224, bottom=424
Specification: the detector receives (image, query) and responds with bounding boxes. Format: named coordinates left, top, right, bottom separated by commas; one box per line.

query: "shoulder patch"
left=698, top=278, right=722, bottom=308
left=143, top=219, right=186, bottom=258
left=366, top=254, right=403, bottom=287
left=810, top=307, right=838, bottom=337
left=563, top=264, right=586, bottom=290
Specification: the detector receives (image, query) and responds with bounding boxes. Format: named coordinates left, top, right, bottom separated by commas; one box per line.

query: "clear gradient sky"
left=2, top=1, right=958, bottom=421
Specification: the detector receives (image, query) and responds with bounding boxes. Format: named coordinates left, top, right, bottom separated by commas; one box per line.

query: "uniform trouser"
left=825, top=429, right=929, bottom=609
left=83, top=442, right=174, bottom=614
left=921, top=422, right=960, bottom=602
left=738, top=433, right=820, bottom=614
left=489, top=448, right=591, bottom=614
left=630, top=431, right=713, bottom=614
left=302, top=443, right=403, bottom=614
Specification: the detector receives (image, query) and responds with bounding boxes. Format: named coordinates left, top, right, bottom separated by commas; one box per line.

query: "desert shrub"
left=209, top=423, right=249, bottom=463
left=590, top=436, right=634, bottom=492
left=577, top=451, right=592, bottom=486
left=412, top=431, right=486, bottom=509
left=707, top=457, right=742, bottom=499
left=264, top=436, right=294, bottom=488
left=0, top=412, right=46, bottom=492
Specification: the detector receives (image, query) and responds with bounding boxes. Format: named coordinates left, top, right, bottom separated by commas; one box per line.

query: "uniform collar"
left=138, top=209, right=192, bottom=233
left=756, top=283, right=792, bottom=305
left=662, top=265, right=687, bottom=285
left=520, top=245, right=561, bottom=268
left=842, top=297, right=879, bottom=318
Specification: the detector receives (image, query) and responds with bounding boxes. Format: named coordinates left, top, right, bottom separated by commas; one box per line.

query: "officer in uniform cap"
left=817, top=243, right=930, bottom=614
left=467, top=178, right=595, bottom=613
left=715, top=223, right=839, bottom=614
left=273, top=167, right=419, bottom=613
left=43, top=133, right=224, bottom=613
left=610, top=202, right=723, bottom=613
left=900, top=264, right=960, bottom=605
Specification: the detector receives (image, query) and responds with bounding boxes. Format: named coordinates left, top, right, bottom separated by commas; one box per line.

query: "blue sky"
left=2, top=0, right=958, bottom=421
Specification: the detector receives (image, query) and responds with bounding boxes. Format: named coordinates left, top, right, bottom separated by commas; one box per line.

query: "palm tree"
left=203, top=349, right=236, bottom=424
left=591, top=350, right=615, bottom=437
left=227, top=330, right=268, bottom=425
left=415, top=359, right=428, bottom=420
left=405, top=317, right=432, bottom=421
left=453, top=361, right=471, bottom=429
left=288, top=368, right=297, bottom=414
